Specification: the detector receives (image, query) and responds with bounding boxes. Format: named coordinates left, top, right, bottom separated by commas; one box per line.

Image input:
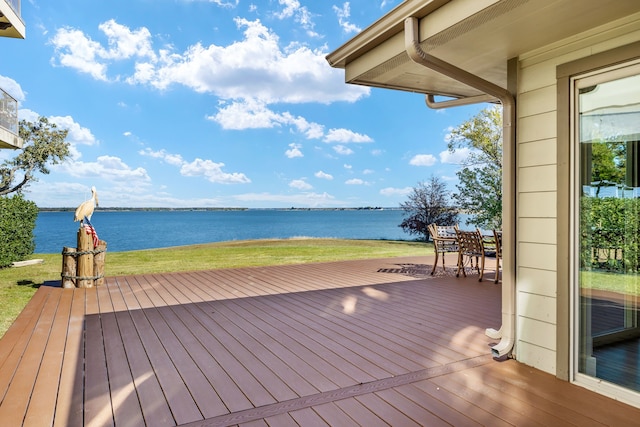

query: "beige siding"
left=518, top=242, right=556, bottom=271
left=519, top=139, right=556, bottom=168
left=516, top=15, right=640, bottom=375
left=516, top=341, right=556, bottom=374
left=517, top=267, right=556, bottom=298
left=519, top=192, right=556, bottom=217
left=518, top=218, right=556, bottom=245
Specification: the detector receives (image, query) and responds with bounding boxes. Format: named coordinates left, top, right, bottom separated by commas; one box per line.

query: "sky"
left=0, top=0, right=486, bottom=209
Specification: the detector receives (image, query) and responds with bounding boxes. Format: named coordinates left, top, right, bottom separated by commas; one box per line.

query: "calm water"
left=34, top=209, right=415, bottom=253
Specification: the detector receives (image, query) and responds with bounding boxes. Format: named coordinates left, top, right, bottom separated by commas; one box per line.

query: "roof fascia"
left=326, top=0, right=451, bottom=69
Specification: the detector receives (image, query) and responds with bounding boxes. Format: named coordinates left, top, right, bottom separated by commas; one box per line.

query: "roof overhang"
left=0, top=127, right=22, bottom=149
left=0, top=0, right=25, bottom=39
left=327, top=0, right=640, bottom=99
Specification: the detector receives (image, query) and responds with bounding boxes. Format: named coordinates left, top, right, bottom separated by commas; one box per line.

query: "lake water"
left=34, top=209, right=416, bottom=254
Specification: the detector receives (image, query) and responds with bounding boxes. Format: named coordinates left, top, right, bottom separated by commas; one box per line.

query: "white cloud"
left=18, top=108, right=39, bottom=123
left=380, top=1, right=401, bottom=9
left=49, top=115, right=98, bottom=146
left=275, top=0, right=317, bottom=36
left=206, top=0, right=239, bottom=7
left=59, top=155, right=151, bottom=183
left=180, top=158, right=251, bottom=184
left=333, top=3, right=361, bottom=34
left=50, top=19, right=369, bottom=104
left=139, top=148, right=185, bottom=166
left=233, top=191, right=338, bottom=207
left=210, top=99, right=324, bottom=138
left=49, top=20, right=156, bottom=81
left=275, top=0, right=302, bottom=19
left=324, top=128, right=373, bottom=143
left=17, top=109, right=96, bottom=161
left=140, top=147, right=250, bottom=184
left=50, top=28, right=109, bottom=80
left=343, top=164, right=352, bottom=169
left=26, top=180, right=228, bottom=208
left=0, top=75, right=26, bottom=101
left=17, top=111, right=96, bottom=148
left=345, top=178, right=365, bottom=185
left=380, top=186, right=412, bottom=196
left=440, top=147, right=472, bottom=164
left=314, top=170, right=333, bottom=180
left=285, top=143, right=303, bottom=158
left=409, top=154, right=437, bottom=166
left=333, top=145, right=353, bottom=155
left=289, top=179, right=312, bottom=190
left=97, top=20, right=157, bottom=61
left=363, top=169, right=374, bottom=175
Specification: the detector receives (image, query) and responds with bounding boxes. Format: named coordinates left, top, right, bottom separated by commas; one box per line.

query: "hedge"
left=0, top=194, right=38, bottom=268
left=581, top=196, right=640, bottom=273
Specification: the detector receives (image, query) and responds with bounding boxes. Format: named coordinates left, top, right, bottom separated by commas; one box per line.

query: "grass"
left=0, top=238, right=429, bottom=338
left=580, top=269, right=640, bottom=295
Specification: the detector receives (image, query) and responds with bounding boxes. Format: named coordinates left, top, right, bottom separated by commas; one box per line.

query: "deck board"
left=23, top=289, right=73, bottom=426
left=54, top=289, right=86, bottom=427
left=2, top=255, right=640, bottom=426
left=0, top=286, right=52, bottom=402
left=0, top=286, right=62, bottom=426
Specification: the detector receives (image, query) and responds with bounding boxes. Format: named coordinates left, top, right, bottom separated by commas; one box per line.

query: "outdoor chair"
left=454, top=227, right=488, bottom=281
left=428, top=223, right=458, bottom=275
left=493, top=229, right=503, bottom=283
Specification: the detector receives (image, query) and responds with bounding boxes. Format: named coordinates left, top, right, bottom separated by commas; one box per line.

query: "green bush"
left=581, top=196, right=640, bottom=273
left=0, top=194, right=38, bottom=267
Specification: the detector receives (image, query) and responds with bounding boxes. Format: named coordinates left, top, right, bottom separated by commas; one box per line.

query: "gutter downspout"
left=405, top=16, right=516, bottom=358
left=425, top=93, right=497, bottom=109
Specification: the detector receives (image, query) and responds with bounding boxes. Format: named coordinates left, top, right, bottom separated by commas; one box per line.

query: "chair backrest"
left=429, top=223, right=458, bottom=252
left=428, top=223, right=437, bottom=241
left=455, top=228, right=484, bottom=256
left=434, top=224, right=456, bottom=238
left=493, top=230, right=503, bottom=256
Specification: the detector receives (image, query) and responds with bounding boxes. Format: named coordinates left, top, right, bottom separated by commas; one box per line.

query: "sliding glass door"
left=575, top=63, right=640, bottom=392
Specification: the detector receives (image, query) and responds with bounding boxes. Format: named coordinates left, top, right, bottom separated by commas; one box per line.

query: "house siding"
left=515, top=12, right=640, bottom=374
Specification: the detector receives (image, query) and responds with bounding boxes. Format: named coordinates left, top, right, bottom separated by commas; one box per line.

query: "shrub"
left=0, top=194, right=38, bottom=267
left=581, top=196, right=640, bottom=273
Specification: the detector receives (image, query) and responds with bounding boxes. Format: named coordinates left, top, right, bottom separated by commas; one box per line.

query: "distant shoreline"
left=38, top=206, right=401, bottom=212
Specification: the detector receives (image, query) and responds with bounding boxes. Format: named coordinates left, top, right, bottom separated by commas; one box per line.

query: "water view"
left=34, top=209, right=415, bottom=254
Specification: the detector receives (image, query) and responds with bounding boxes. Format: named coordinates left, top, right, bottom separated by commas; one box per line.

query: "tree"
left=447, top=106, right=502, bottom=230
left=399, top=176, right=459, bottom=241
left=0, top=117, right=70, bottom=264
left=0, top=116, right=70, bottom=196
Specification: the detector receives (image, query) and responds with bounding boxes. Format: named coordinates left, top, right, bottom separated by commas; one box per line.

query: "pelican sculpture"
left=74, top=186, right=99, bottom=224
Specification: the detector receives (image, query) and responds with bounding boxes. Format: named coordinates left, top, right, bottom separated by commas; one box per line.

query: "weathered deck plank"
left=2, top=255, right=640, bottom=426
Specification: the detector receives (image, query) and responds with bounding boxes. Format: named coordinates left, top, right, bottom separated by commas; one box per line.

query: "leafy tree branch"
left=0, top=117, right=70, bottom=196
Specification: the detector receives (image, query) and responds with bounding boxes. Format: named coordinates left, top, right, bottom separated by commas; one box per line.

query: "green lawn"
left=580, top=269, right=640, bottom=295
left=0, top=238, right=429, bottom=338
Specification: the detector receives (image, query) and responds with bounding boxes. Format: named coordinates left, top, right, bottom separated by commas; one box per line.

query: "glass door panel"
left=577, top=68, right=640, bottom=391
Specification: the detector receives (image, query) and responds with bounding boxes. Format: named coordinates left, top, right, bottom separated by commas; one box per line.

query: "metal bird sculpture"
left=74, top=186, right=99, bottom=224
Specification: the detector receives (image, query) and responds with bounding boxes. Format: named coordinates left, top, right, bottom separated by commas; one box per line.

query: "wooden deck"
left=1, top=255, right=639, bottom=426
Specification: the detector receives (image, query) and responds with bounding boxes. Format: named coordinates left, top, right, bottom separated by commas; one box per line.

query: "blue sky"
left=0, top=0, right=485, bottom=208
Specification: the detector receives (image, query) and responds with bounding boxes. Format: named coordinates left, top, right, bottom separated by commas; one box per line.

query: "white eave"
left=326, top=0, right=640, bottom=99
left=0, top=0, right=25, bottom=39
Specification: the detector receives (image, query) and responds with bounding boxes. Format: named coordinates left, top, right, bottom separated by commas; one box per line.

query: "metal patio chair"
left=428, top=223, right=458, bottom=275
left=454, top=227, right=488, bottom=281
